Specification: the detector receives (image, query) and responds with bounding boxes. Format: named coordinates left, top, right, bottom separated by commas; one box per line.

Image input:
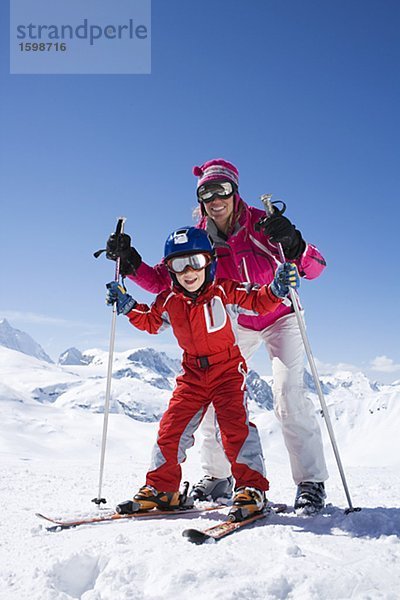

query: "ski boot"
left=294, top=481, right=326, bottom=516
left=228, top=487, right=266, bottom=522
left=190, top=475, right=233, bottom=502
left=116, top=481, right=194, bottom=514
left=116, top=485, right=180, bottom=514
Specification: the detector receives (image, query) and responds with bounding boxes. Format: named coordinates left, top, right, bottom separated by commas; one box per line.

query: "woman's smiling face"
left=202, top=194, right=235, bottom=233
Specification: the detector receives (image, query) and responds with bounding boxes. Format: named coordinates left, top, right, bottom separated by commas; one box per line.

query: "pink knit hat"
left=193, top=158, right=239, bottom=189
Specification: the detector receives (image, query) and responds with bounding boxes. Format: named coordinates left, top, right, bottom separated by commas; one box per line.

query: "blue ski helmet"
left=164, top=227, right=217, bottom=282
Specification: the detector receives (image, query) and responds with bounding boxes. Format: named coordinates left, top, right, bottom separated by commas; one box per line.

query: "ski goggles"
left=197, top=181, right=235, bottom=203
left=166, top=253, right=212, bottom=274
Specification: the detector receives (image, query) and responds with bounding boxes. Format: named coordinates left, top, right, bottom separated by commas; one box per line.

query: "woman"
left=106, top=158, right=329, bottom=515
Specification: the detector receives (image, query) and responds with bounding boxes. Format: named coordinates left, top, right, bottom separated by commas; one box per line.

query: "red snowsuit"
left=125, top=278, right=283, bottom=492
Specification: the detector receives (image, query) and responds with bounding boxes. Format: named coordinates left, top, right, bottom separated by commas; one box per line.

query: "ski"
left=36, top=504, right=224, bottom=532
left=182, top=503, right=287, bottom=544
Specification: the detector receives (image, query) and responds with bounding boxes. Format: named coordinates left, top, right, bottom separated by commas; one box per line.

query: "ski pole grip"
left=260, top=193, right=274, bottom=217
left=114, top=217, right=126, bottom=282
left=260, top=194, right=287, bottom=218
left=115, top=216, right=126, bottom=237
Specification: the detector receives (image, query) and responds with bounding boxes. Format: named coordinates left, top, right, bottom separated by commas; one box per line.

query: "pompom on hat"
left=193, top=158, right=239, bottom=189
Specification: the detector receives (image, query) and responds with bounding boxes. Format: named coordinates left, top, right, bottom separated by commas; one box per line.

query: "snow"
left=0, top=344, right=400, bottom=599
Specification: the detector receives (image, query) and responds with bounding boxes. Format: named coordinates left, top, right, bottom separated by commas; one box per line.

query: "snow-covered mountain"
left=1, top=322, right=399, bottom=430
left=58, top=347, right=91, bottom=366
left=247, top=369, right=274, bottom=409
left=1, top=338, right=399, bottom=453
left=1, top=346, right=175, bottom=422
left=3, top=322, right=397, bottom=425
left=0, top=318, right=54, bottom=363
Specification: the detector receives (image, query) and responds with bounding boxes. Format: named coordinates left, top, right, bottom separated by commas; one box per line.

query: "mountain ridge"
left=1, top=321, right=399, bottom=436
left=0, top=318, right=53, bottom=363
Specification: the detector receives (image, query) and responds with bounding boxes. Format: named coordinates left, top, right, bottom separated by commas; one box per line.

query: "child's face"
left=175, top=265, right=206, bottom=293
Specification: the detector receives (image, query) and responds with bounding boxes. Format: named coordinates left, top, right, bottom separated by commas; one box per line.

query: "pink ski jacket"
left=128, top=199, right=326, bottom=331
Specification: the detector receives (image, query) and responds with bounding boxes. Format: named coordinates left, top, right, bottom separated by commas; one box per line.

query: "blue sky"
left=1, top=0, right=399, bottom=382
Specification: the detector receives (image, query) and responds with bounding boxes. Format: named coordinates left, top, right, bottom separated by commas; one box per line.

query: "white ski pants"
left=199, top=312, right=329, bottom=485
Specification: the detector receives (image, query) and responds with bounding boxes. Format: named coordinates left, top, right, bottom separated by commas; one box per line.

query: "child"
left=106, top=226, right=299, bottom=521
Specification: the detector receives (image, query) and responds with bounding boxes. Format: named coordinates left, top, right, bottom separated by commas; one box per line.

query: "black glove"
left=106, top=233, right=142, bottom=276
left=256, top=214, right=306, bottom=260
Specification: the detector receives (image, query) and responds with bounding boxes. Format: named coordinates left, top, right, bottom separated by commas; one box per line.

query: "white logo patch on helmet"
left=173, top=229, right=189, bottom=245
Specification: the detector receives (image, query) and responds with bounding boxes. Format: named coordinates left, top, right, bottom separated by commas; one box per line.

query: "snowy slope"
left=0, top=344, right=399, bottom=599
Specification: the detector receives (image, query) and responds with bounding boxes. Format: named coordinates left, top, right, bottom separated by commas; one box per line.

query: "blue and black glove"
left=106, top=281, right=137, bottom=315
left=270, top=263, right=300, bottom=298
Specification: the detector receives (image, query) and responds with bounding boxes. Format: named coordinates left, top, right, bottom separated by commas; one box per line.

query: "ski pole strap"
left=260, top=195, right=286, bottom=218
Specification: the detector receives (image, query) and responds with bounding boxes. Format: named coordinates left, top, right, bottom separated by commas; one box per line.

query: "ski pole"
left=92, top=216, right=126, bottom=507
left=260, top=195, right=360, bottom=514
